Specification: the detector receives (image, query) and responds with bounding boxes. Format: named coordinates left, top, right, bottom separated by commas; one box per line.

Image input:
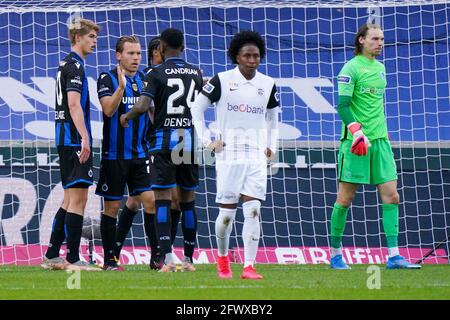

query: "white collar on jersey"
left=232, top=66, right=260, bottom=86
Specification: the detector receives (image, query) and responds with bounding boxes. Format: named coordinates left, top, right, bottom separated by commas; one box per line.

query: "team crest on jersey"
left=337, top=75, right=351, bottom=83
left=203, top=82, right=215, bottom=94
left=258, top=88, right=264, bottom=96
left=380, top=72, right=386, bottom=80
left=132, top=83, right=138, bottom=91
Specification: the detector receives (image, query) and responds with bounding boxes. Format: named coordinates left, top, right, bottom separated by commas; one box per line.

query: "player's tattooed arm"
left=120, top=95, right=153, bottom=127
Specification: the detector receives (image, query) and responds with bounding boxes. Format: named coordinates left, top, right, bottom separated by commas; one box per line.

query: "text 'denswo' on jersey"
left=141, top=57, right=203, bottom=154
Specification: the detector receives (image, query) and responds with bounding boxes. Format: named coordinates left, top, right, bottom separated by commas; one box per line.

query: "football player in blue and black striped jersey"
left=42, top=19, right=100, bottom=271
left=114, top=36, right=183, bottom=270
left=95, top=35, right=154, bottom=270
left=121, top=29, right=203, bottom=272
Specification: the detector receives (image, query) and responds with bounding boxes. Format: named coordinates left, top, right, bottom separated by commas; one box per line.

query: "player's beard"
left=372, top=46, right=383, bottom=57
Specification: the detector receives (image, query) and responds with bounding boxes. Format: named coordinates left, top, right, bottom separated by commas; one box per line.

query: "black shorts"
left=95, top=158, right=153, bottom=200
left=58, top=146, right=94, bottom=189
left=151, top=152, right=199, bottom=190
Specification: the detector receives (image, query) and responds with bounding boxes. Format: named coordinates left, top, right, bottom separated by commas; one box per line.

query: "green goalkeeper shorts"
left=337, top=138, right=397, bottom=185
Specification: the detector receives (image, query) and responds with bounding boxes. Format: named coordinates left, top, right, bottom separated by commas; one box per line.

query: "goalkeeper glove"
left=348, top=122, right=371, bottom=156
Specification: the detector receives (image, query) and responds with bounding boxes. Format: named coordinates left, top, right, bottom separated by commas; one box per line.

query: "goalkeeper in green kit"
left=329, top=23, right=420, bottom=270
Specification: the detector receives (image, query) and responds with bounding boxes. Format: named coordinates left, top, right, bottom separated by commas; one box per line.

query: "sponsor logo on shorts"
left=345, top=172, right=364, bottom=179
left=102, top=183, right=108, bottom=192
left=88, top=169, right=93, bottom=178
left=217, top=192, right=238, bottom=201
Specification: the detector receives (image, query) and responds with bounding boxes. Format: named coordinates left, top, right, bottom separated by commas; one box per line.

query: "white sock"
left=331, top=247, right=342, bottom=258
left=215, top=207, right=237, bottom=257
left=388, top=247, right=399, bottom=258
left=242, top=200, right=261, bottom=268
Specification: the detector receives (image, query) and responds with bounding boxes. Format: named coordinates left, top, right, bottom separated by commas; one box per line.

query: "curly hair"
left=227, top=30, right=266, bottom=64
left=147, top=36, right=160, bottom=65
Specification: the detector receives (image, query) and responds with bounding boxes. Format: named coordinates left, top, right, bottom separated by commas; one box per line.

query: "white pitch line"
left=0, top=284, right=266, bottom=291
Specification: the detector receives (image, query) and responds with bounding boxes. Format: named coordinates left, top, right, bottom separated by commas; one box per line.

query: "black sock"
left=45, top=207, right=67, bottom=259
left=100, top=214, right=117, bottom=263
left=180, top=201, right=197, bottom=262
left=155, top=200, right=172, bottom=256
left=65, top=212, right=84, bottom=264
left=114, top=206, right=137, bottom=258
left=170, top=209, right=181, bottom=245
left=144, top=212, right=159, bottom=256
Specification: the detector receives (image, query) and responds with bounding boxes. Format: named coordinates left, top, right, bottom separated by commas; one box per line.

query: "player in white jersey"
left=191, top=30, right=280, bottom=280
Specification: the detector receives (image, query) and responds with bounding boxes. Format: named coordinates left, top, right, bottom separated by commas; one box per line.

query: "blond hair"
left=68, top=18, right=100, bottom=45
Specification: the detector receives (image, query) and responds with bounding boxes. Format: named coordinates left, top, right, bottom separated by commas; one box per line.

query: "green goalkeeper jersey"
left=337, top=54, right=388, bottom=141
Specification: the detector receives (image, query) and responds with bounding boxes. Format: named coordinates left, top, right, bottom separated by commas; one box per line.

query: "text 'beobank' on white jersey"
left=196, top=67, right=279, bottom=161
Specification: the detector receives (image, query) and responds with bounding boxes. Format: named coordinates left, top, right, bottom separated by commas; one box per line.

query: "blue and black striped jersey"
left=97, top=68, right=150, bottom=160
left=141, top=57, right=203, bottom=153
left=55, top=51, right=91, bottom=147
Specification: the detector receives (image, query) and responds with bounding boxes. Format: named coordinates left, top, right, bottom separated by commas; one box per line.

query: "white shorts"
left=215, top=160, right=267, bottom=204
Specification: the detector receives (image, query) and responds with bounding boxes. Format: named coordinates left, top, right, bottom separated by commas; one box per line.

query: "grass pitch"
left=0, top=264, right=448, bottom=300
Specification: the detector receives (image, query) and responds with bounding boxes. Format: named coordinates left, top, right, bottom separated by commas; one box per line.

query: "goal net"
left=0, top=0, right=449, bottom=265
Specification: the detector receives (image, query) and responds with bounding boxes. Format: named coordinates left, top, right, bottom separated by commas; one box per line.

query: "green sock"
left=330, top=203, right=349, bottom=249
left=382, top=203, right=399, bottom=248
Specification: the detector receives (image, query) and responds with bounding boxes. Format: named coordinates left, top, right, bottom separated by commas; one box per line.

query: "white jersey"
left=201, top=67, right=279, bottom=161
